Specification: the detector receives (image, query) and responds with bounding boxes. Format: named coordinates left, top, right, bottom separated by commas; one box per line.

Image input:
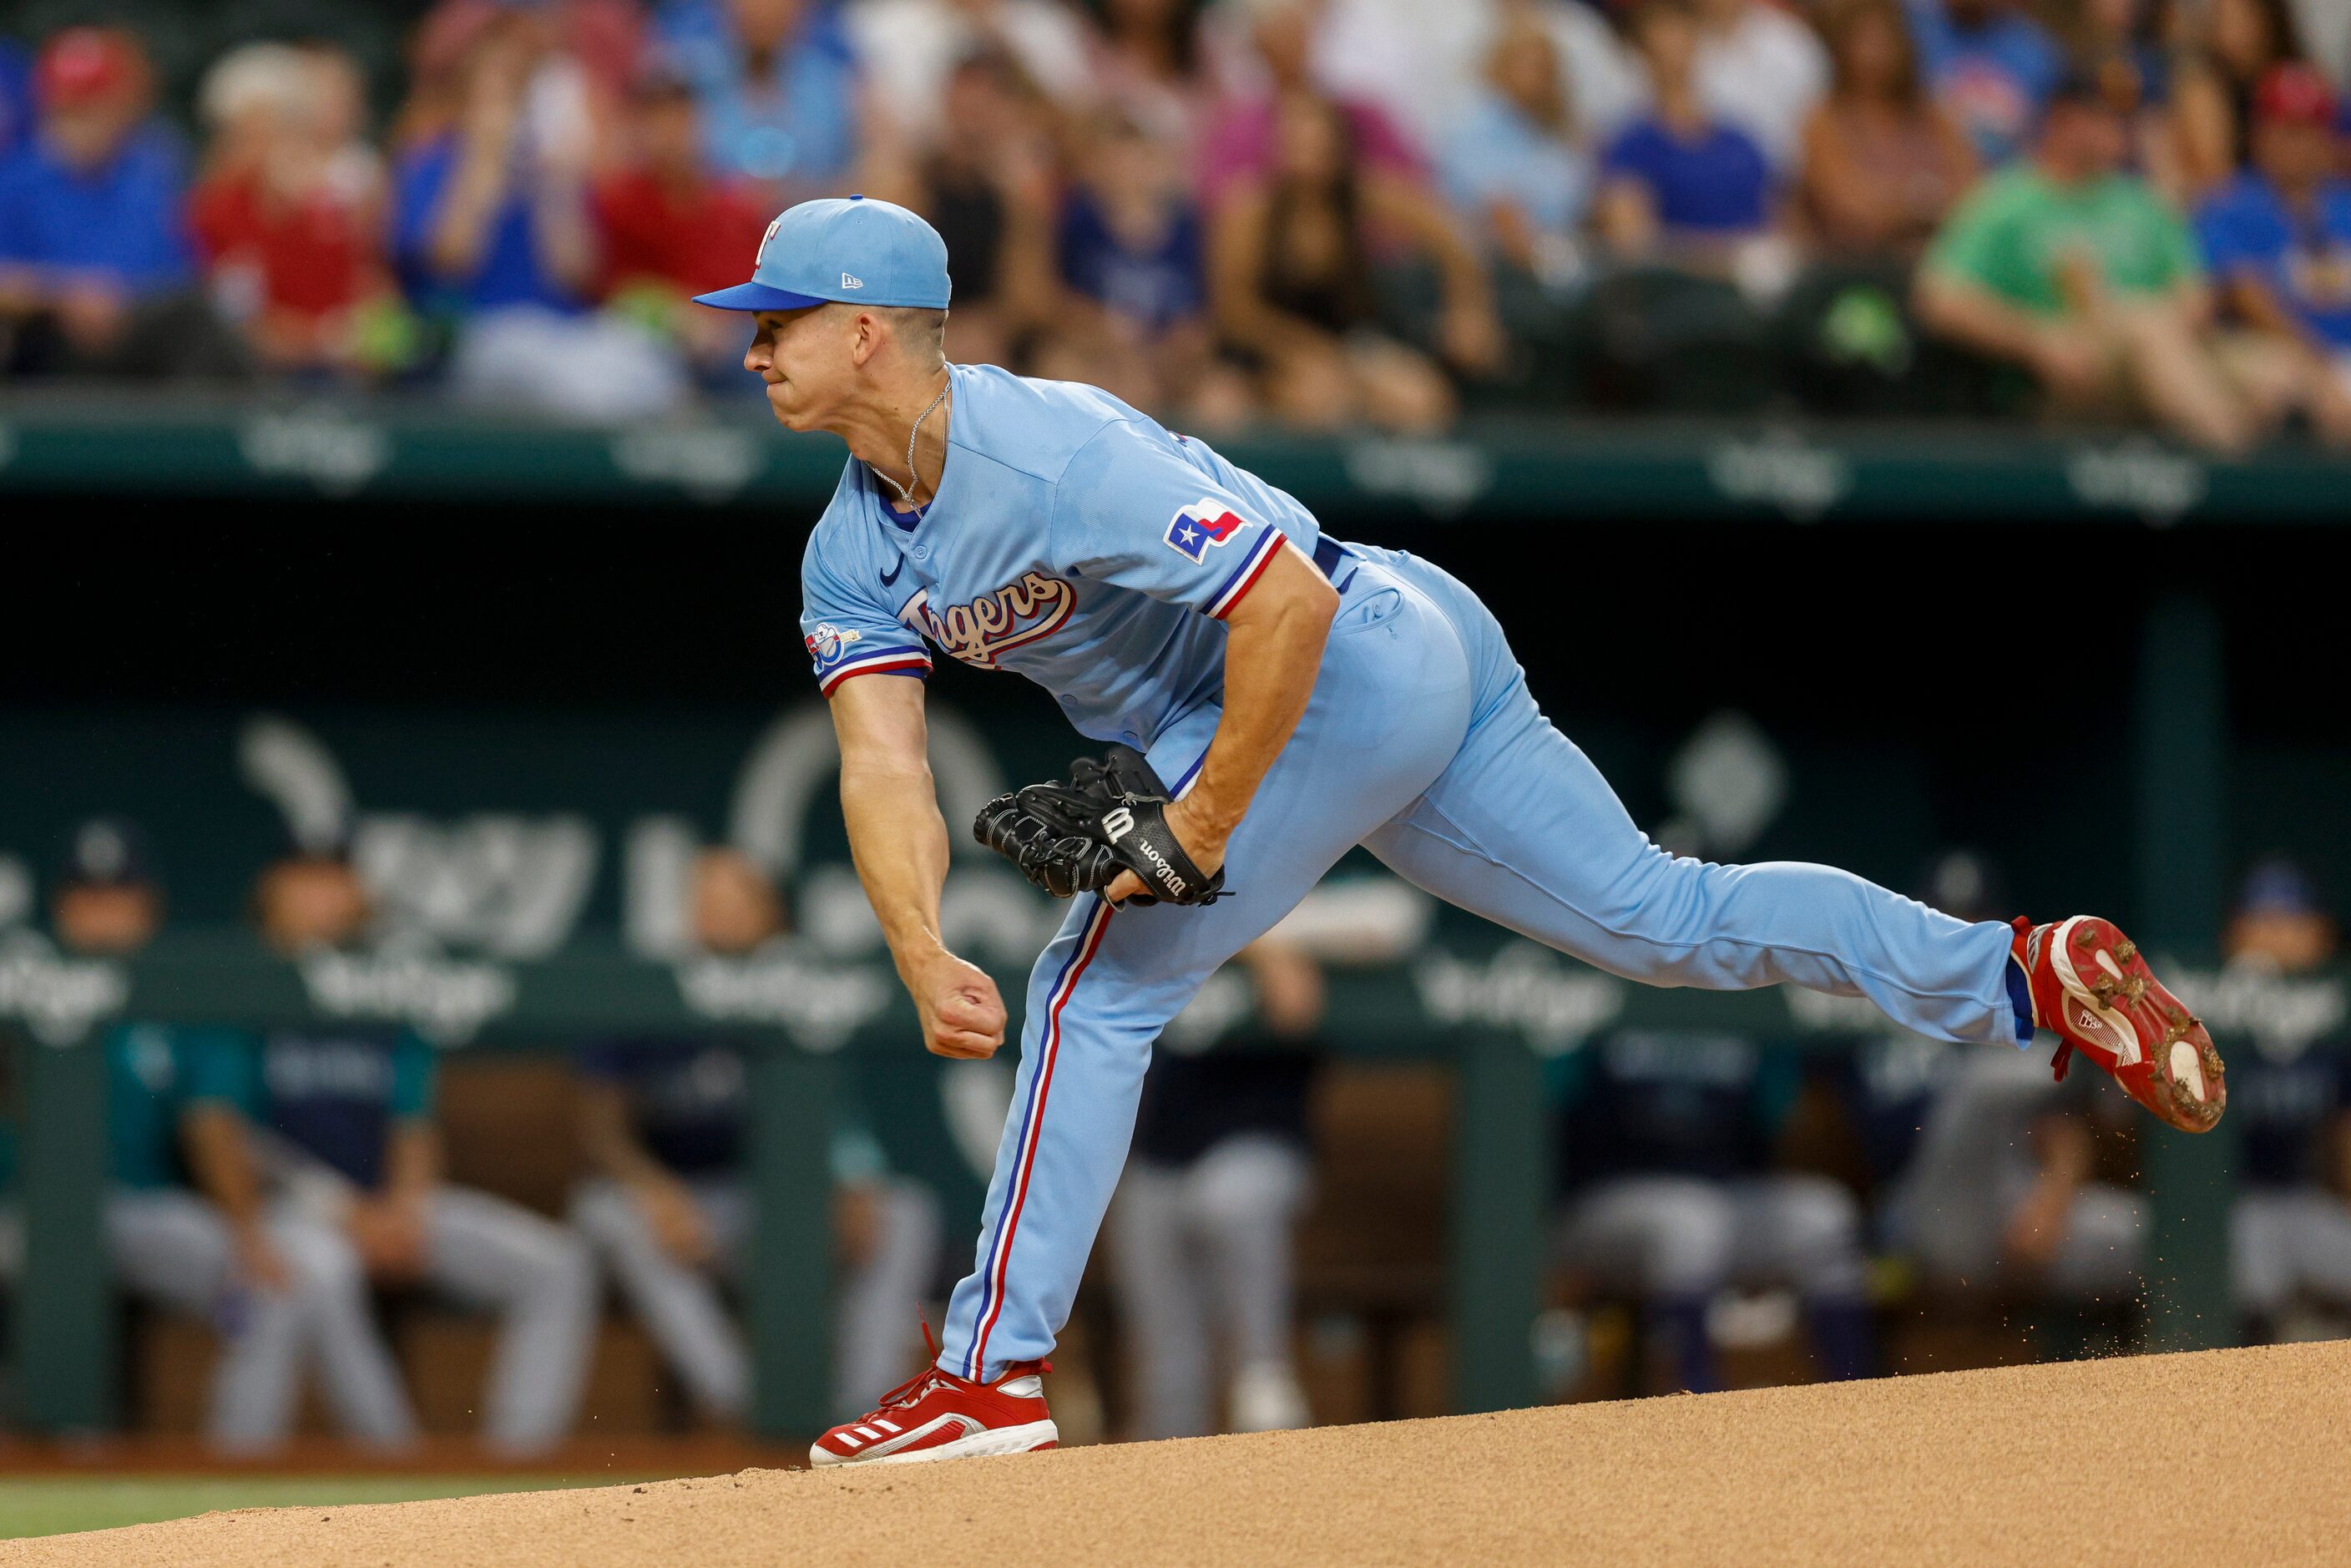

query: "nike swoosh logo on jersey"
left=880, top=557, right=905, bottom=588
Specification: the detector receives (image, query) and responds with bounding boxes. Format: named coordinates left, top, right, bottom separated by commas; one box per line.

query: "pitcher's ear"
left=849, top=308, right=882, bottom=367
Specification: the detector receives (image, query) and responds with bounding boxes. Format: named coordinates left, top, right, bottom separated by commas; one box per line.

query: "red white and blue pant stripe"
left=946, top=749, right=1209, bottom=1382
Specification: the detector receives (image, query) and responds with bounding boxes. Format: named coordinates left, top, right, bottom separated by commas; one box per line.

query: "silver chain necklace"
left=878, top=379, right=950, bottom=507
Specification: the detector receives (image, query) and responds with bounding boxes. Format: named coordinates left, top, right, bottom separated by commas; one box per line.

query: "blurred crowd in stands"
left=3, top=0, right=2351, bottom=444
left=2, top=812, right=2345, bottom=1454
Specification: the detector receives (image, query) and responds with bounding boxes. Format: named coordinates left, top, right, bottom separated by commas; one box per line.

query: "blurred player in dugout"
left=1553, top=1020, right=1875, bottom=1393
left=1107, top=936, right=1323, bottom=1439
left=1841, top=855, right=2145, bottom=1316
left=571, top=847, right=942, bottom=1427
left=2217, top=860, right=2351, bottom=1341
left=0, top=820, right=379, bottom=1453
left=178, top=843, right=599, bottom=1455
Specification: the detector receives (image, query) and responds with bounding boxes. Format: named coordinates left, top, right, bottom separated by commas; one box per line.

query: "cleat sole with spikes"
left=2016, top=914, right=2227, bottom=1134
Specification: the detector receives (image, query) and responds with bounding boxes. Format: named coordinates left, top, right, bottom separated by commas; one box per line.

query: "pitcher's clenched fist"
left=907, top=949, right=1007, bottom=1059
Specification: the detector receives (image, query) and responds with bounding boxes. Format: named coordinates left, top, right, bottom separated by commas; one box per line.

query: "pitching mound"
left=10, top=1342, right=2348, bottom=1566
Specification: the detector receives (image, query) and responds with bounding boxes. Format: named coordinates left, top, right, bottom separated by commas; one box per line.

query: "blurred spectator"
left=1597, top=0, right=1786, bottom=280
left=1209, top=89, right=1502, bottom=430
left=0, top=36, right=30, bottom=163
left=655, top=0, right=865, bottom=197
left=2287, top=0, right=2351, bottom=96
left=592, top=61, right=773, bottom=383
left=2068, top=0, right=2177, bottom=188
left=1918, top=73, right=2313, bottom=453
left=195, top=43, right=385, bottom=209
left=902, top=48, right=1061, bottom=371
left=301, top=43, right=384, bottom=195
left=1035, top=105, right=1253, bottom=425
left=1439, top=13, right=1595, bottom=290
left=185, top=849, right=599, bottom=1456
left=2195, top=62, right=2351, bottom=440
left=1544, top=0, right=1652, bottom=149
left=392, top=11, right=595, bottom=314
left=1474, top=0, right=1651, bottom=155
left=1292, top=0, right=1494, bottom=155
left=848, top=0, right=1097, bottom=141
left=1196, top=0, right=1423, bottom=215
left=0, top=27, right=245, bottom=380
left=2169, top=0, right=2304, bottom=198
left=1554, top=1030, right=1876, bottom=1393
left=2218, top=860, right=2351, bottom=1338
left=1088, top=0, right=1217, bottom=157
left=572, top=847, right=940, bottom=1425
left=1282, top=0, right=1639, bottom=157
left=1693, top=0, right=1832, bottom=172
left=410, top=0, right=642, bottom=161
left=39, top=821, right=384, bottom=1454
left=1109, top=938, right=1322, bottom=1438
left=1799, top=0, right=1979, bottom=259
left=197, top=45, right=306, bottom=187
left=187, top=43, right=406, bottom=377
left=1905, top=0, right=2065, bottom=165
left=393, top=7, right=687, bottom=418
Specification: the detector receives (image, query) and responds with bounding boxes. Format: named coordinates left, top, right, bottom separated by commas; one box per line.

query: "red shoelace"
left=2050, top=1038, right=2075, bottom=1083
left=856, top=1318, right=1052, bottom=1415
left=864, top=1318, right=949, bottom=1412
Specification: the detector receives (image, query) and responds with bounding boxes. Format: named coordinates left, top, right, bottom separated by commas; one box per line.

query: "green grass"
left=0, top=1475, right=609, bottom=1540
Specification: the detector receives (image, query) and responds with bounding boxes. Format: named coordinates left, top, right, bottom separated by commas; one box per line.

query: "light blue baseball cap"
left=692, top=194, right=952, bottom=313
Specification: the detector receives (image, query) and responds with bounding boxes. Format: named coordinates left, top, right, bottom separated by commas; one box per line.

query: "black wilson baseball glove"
left=973, top=745, right=1226, bottom=906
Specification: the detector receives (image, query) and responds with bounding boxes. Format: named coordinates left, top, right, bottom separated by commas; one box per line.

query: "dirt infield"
left=9, top=1341, right=2347, bottom=1566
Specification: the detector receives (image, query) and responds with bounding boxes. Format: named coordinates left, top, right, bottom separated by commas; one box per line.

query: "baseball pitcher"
left=690, top=195, right=2227, bottom=1466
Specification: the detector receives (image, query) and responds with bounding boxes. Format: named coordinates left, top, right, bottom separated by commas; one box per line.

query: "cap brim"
left=690, top=281, right=832, bottom=312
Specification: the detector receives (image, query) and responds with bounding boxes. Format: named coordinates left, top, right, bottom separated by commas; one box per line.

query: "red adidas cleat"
left=2011, top=915, right=2226, bottom=1133
left=810, top=1350, right=1058, bottom=1468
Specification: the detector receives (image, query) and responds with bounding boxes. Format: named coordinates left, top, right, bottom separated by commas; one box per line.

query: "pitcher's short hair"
left=880, top=306, right=948, bottom=365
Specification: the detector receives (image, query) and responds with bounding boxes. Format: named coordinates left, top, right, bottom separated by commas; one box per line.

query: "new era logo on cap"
left=842, top=272, right=864, bottom=290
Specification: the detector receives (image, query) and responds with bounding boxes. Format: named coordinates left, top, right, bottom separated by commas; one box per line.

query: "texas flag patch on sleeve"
left=1165, top=498, right=1289, bottom=619
left=1163, top=498, right=1250, bottom=564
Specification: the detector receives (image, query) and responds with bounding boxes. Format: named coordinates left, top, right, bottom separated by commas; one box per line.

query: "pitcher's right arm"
left=828, top=670, right=1008, bottom=1059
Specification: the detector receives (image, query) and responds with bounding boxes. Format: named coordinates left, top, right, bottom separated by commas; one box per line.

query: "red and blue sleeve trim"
left=817, top=644, right=933, bottom=695
left=1205, top=528, right=1286, bottom=620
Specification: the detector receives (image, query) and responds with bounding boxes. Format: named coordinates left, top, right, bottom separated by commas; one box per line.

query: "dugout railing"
left=3, top=392, right=2349, bottom=524
left=8, top=923, right=2328, bottom=1440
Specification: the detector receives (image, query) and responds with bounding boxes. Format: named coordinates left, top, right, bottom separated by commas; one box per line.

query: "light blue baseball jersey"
left=781, top=364, right=2031, bottom=1398
left=798, top=362, right=1327, bottom=746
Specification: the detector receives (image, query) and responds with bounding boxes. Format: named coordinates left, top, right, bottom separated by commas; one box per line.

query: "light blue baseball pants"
left=938, top=545, right=2023, bottom=1380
